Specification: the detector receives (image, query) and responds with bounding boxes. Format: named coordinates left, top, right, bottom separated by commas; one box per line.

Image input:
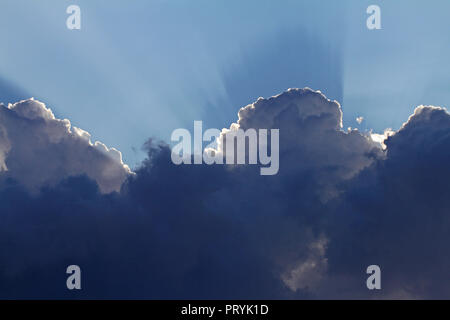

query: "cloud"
left=0, top=99, right=131, bottom=193
left=281, top=236, right=328, bottom=292
left=325, top=104, right=450, bottom=299
left=0, top=90, right=449, bottom=299
left=220, top=88, right=382, bottom=201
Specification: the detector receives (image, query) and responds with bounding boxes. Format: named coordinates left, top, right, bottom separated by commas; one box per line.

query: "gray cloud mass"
left=0, top=89, right=449, bottom=299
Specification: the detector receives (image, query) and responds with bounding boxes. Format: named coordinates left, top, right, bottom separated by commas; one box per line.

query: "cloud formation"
left=325, top=105, right=450, bottom=299
left=0, top=89, right=449, bottom=299
left=0, top=99, right=131, bottom=193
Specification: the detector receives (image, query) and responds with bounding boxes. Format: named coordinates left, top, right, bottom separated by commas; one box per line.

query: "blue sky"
left=1, top=0, right=449, bottom=166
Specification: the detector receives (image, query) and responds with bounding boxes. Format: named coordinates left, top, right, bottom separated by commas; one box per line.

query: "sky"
left=2, top=0, right=448, bottom=167
left=1, top=0, right=450, bottom=299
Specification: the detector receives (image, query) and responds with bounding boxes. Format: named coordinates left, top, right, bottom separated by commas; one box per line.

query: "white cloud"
left=0, top=99, right=131, bottom=193
left=224, top=88, right=383, bottom=201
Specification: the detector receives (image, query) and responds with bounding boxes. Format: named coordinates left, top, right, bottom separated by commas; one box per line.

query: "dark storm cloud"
left=0, top=90, right=449, bottom=299
left=325, top=105, right=450, bottom=299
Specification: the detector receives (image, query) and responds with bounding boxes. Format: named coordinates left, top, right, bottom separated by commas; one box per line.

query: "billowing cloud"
left=0, top=99, right=131, bottom=193
left=0, top=90, right=449, bottom=299
left=219, top=88, right=382, bottom=202
left=325, top=104, right=450, bottom=299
